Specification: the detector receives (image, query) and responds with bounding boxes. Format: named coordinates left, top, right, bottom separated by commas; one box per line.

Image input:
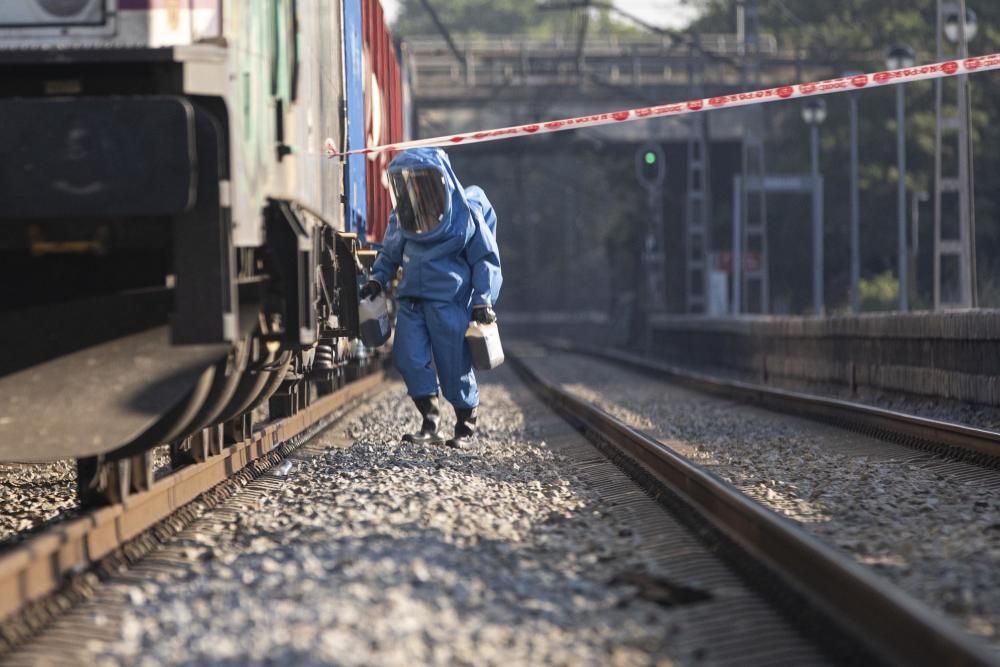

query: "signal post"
left=636, top=143, right=667, bottom=313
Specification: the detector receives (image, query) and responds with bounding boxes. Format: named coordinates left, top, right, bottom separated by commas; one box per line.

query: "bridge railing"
left=403, top=33, right=781, bottom=56
left=402, top=35, right=842, bottom=97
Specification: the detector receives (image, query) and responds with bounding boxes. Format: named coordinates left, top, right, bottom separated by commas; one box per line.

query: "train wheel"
left=77, top=456, right=130, bottom=508
left=213, top=341, right=280, bottom=426
left=190, top=431, right=211, bottom=463
left=156, top=366, right=217, bottom=445
left=169, top=431, right=210, bottom=467
left=226, top=413, right=252, bottom=445
left=208, top=423, right=225, bottom=456
left=169, top=440, right=188, bottom=470
left=129, top=451, right=155, bottom=493
left=253, top=351, right=294, bottom=415
left=114, top=364, right=217, bottom=462
left=170, top=339, right=251, bottom=446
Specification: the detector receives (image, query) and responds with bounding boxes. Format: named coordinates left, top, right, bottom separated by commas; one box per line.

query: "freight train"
left=0, top=0, right=404, bottom=505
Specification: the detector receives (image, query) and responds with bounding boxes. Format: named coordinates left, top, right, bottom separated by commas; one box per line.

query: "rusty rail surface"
left=0, top=370, right=385, bottom=625
left=509, top=352, right=998, bottom=667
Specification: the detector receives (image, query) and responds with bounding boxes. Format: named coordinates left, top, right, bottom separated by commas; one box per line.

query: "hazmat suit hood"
left=463, top=185, right=497, bottom=237
left=372, top=146, right=502, bottom=311
left=386, top=148, right=474, bottom=246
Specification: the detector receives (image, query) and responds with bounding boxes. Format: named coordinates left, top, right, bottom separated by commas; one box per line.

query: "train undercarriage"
left=0, top=47, right=384, bottom=508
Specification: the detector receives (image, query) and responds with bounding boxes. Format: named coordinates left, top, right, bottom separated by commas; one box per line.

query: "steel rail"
left=508, top=352, right=998, bottom=667
left=0, top=370, right=385, bottom=626
left=549, top=341, right=1000, bottom=463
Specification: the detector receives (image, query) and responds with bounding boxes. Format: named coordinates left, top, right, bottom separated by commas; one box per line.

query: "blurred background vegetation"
left=389, top=1, right=1000, bottom=313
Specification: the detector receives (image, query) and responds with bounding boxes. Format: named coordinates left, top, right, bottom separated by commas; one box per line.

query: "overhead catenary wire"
left=538, top=0, right=744, bottom=69
left=416, top=0, right=466, bottom=73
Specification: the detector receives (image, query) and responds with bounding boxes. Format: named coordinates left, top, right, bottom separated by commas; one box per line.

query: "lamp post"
left=944, top=6, right=978, bottom=42
left=843, top=71, right=863, bottom=313
left=802, top=98, right=826, bottom=315
left=886, top=45, right=915, bottom=311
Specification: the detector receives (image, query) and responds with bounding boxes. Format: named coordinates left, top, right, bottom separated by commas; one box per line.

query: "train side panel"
left=319, top=0, right=348, bottom=227
left=225, top=0, right=275, bottom=248
left=226, top=0, right=350, bottom=246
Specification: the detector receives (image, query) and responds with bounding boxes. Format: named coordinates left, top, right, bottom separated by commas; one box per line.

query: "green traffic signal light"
left=636, top=144, right=663, bottom=187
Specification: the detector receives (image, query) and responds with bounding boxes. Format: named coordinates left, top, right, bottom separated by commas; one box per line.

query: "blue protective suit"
left=370, top=148, right=502, bottom=409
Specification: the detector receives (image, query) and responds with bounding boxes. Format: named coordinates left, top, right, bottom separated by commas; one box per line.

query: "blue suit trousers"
left=393, top=299, right=478, bottom=410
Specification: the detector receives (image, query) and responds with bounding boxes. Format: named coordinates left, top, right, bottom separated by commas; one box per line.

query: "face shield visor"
left=388, top=167, right=448, bottom=234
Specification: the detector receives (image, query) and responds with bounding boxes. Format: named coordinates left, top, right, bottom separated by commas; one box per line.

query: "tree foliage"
left=391, top=0, right=643, bottom=40
left=690, top=0, right=1000, bottom=309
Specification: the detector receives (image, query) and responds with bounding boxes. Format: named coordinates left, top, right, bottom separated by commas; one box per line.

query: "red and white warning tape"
left=325, top=52, right=1000, bottom=158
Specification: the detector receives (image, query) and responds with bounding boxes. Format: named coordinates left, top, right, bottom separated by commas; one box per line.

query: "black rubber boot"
left=446, top=407, right=478, bottom=449
left=403, top=395, right=444, bottom=445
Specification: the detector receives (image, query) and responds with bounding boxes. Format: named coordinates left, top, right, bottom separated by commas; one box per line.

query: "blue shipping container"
left=342, top=0, right=367, bottom=243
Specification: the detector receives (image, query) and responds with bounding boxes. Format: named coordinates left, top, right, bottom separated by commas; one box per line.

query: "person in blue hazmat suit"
left=360, top=148, right=502, bottom=449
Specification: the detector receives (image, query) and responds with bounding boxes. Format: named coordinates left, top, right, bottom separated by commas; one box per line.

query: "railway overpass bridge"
left=402, top=34, right=845, bottom=142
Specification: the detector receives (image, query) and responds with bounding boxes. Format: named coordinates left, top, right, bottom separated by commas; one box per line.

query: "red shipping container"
left=362, top=0, right=404, bottom=244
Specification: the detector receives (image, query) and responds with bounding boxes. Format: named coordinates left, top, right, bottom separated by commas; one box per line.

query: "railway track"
left=546, top=340, right=1000, bottom=466
left=7, top=340, right=997, bottom=664
left=0, top=369, right=386, bottom=649
left=509, top=349, right=999, bottom=666
left=3, top=370, right=838, bottom=665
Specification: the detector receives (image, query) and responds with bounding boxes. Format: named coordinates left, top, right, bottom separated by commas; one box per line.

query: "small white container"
left=466, top=321, right=504, bottom=370
left=358, top=293, right=391, bottom=348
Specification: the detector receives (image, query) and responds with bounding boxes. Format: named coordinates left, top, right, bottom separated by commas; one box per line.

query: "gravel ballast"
left=0, top=447, right=173, bottom=548
left=0, top=460, right=77, bottom=545
left=4, top=369, right=828, bottom=666
left=518, top=344, right=1000, bottom=649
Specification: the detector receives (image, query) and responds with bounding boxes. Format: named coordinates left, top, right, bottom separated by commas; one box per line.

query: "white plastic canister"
left=465, top=321, right=504, bottom=370
left=358, top=293, right=391, bottom=348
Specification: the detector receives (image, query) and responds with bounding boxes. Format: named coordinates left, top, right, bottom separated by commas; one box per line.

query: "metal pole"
left=811, top=123, right=823, bottom=315
left=514, top=150, right=535, bottom=310
left=737, top=1, right=749, bottom=317
left=933, top=0, right=943, bottom=309
left=732, top=177, right=742, bottom=315
left=912, top=190, right=927, bottom=302
left=565, top=183, right=574, bottom=276
left=849, top=93, right=860, bottom=313
left=896, top=83, right=908, bottom=311
left=958, top=0, right=977, bottom=307
left=648, top=189, right=662, bottom=310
